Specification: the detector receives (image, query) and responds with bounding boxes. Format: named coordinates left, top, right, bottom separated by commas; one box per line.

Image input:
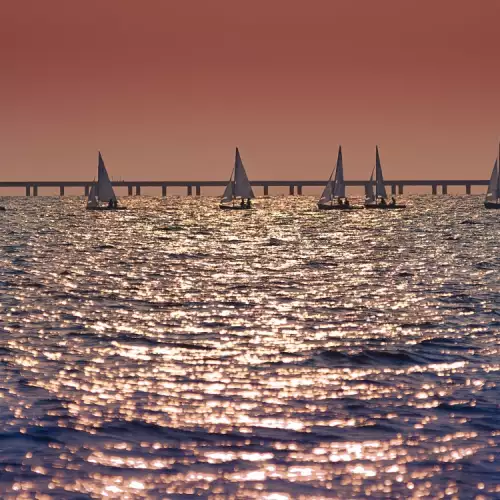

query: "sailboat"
left=86, top=152, right=127, bottom=210
left=219, top=147, right=255, bottom=210
left=318, top=146, right=361, bottom=210
left=484, top=145, right=500, bottom=209
left=364, top=146, right=406, bottom=209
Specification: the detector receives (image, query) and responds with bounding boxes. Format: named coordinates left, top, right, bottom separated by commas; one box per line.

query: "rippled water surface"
left=0, top=195, right=499, bottom=499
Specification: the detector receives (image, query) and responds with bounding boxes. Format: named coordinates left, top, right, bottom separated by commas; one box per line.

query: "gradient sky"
left=1, top=0, right=500, bottom=182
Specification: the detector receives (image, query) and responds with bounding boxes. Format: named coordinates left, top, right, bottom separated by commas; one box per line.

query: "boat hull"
left=364, top=204, right=406, bottom=209
left=484, top=202, right=500, bottom=209
left=86, top=206, right=127, bottom=211
left=219, top=204, right=252, bottom=210
left=317, top=204, right=363, bottom=210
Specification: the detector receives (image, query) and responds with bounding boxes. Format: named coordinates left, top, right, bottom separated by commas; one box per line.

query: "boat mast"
left=231, top=167, right=235, bottom=206
left=330, top=165, right=337, bottom=206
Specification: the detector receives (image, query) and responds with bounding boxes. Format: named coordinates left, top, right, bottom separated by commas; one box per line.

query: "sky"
left=1, top=0, right=500, bottom=183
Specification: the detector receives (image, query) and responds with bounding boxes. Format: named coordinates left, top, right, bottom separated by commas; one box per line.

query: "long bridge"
left=0, top=180, right=489, bottom=196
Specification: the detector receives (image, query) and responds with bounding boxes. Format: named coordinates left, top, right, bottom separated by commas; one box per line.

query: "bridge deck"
left=0, top=180, right=489, bottom=187
left=0, top=180, right=489, bottom=196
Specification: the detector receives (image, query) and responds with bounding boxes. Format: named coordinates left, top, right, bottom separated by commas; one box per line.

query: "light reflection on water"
left=0, top=195, right=498, bottom=498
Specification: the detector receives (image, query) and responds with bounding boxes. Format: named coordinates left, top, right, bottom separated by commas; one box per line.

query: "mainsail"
left=96, top=152, right=117, bottom=202
left=486, top=158, right=499, bottom=202
left=333, top=146, right=345, bottom=198
left=375, top=146, right=388, bottom=199
left=233, top=148, right=255, bottom=199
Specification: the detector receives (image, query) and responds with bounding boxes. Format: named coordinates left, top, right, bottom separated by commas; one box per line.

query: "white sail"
left=221, top=168, right=235, bottom=204
left=221, top=182, right=234, bottom=203
left=319, top=146, right=345, bottom=203
left=486, top=159, right=499, bottom=201
left=365, top=168, right=376, bottom=203
left=96, top=152, right=117, bottom=202
left=319, top=178, right=334, bottom=203
left=87, top=184, right=98, bottom=207
left=333, top=146, right=345, bottom=198
left=375, top=146, right=388, bottom=199
left=233, top=148, right=255, bottom=199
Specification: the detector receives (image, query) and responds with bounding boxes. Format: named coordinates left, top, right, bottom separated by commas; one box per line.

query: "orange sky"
left=1, top=0, right=500, bottom=182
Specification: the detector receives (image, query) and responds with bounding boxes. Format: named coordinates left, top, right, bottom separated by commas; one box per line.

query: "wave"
left=158, top=225, right=184, bottom=231
left=266, top=237, right=284, bottom=246
left=460, top=219, right=482, bottom=225
left=418, top=337, right=475, bottom=351
left=400, top=321, right=440, bottom=329
left=97, top=421, right=246, bottom=443
left=316, top=348, right=427, bottom=367
left=315, top=345, right=470, bottom=367
left=0, top=428, right=62, bottom=444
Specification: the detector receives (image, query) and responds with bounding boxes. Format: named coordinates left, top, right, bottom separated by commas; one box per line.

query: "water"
left=0, top=195, right=498, bottom=499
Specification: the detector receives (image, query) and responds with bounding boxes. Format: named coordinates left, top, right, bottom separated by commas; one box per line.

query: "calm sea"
left=0, top=195, right=498, bottom=499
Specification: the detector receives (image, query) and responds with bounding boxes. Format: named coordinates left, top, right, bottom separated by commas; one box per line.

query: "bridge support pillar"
left=466, top=184, right=471, bottom=195
left=432, top=184, right=437, bottom=195
left=297, top=185, right=303, bottom=195
left=84, top=185, right=89, bottom=196
left=162, top=185, right=167, bottom=197
left=187, top=185, right=193, bottom=196
left=195, top=185, right=201, bottom=196
left=33, top=186, right=38, bottom=197
left=135, top=185, right=141, bottom=196
left=442, top=184, right=448, bottom=195
left=398, top=184, right=404, bottom=195
left=128, top=185, right=133, bottom=196
left=264, top=185, right=269, bottom=196
left=25, top=185, right=31, bottom=196
left=289, top=185, right=295, bottom=195
left=391, top=184, right=397, bottom=196
left=60, top=186, right=65, bottom=196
